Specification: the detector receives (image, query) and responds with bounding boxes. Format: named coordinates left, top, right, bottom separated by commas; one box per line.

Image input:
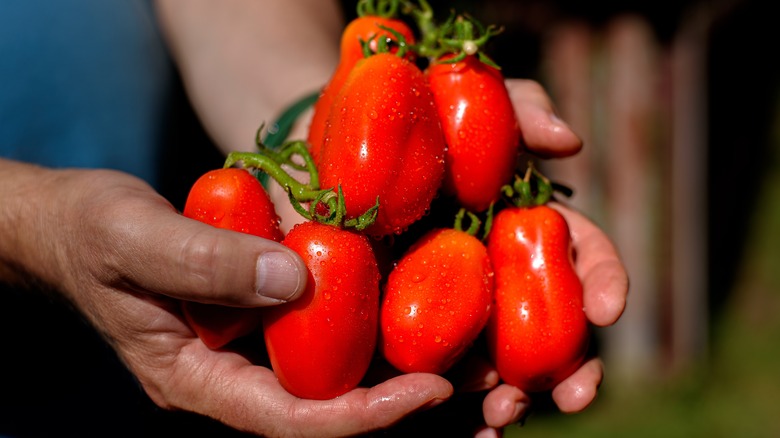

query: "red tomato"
left=380, top=228, right=493, bottom=374
left=183, top=168, right=283, bottom=241
left=263, top=221, right=380, bottom=399
left=181, top=167, right=282, bottom=349
left=426, top=54, right=520, bottom=212
left=318, top=52, right=446, bottom=237
left=486, top=205, right=589, bottom=392
left=308, top=14, right=415, bottom=162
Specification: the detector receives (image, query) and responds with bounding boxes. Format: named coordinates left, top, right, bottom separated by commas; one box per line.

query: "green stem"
left=402, top=0, right=439, bottom=58
left=435, top=14, right=503, bottom=69
left=500, top=161, right=562, bottom=208
left=224, top=151, right=321, bottom=202
left=357, top=0, right=400, bottom=18
left=482, top=201, right=495, bottom=240
left=257, top=138, right=321, bottom=189
left=454, top=208, right=482, bottom=237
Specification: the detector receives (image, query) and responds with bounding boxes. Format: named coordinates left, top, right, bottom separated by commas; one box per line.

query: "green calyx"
left=502, top=162, right=572, bottom=208
left=401, top=1, right=502, bottom=68
left=357, top=0, right=400, bottom=18
left=437, top=14, right=503, bottom=68
left=454, top=207, right=482, bottom=236
left=289, top=186, right=380, bottom=232
left=454, top=204, right=496, bottom=242
left=223, top=125, right=379, bottom=231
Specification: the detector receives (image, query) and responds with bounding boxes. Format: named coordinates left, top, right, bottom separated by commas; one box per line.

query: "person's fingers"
left=482, top=383, right=532, bottom=429
left=551, top=202, right=629, bottom=327
left=281, top=374, right=453, bottom=437
left=154, top=343, right=454, bottom=438
left=551, top=357, right=603, bottom=413
left=505, top=78, right=582, bottom=158
left=74, top=171, right=308, bottom=307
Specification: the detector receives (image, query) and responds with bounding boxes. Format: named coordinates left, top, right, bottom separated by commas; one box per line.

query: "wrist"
left=0, top=159, right=57, bottom=287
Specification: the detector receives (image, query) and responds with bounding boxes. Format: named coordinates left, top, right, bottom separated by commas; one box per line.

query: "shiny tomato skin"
left=308, top=17, right=415, bottom=162
left=181, top=168, right=282, bottom=349
left=183, top=168, right=283, bottom=242
left=380, top=228, right=494, bottom=374
left=319, top=53, right=446, bottom=237
left=263, top=221, right=381, bottom=400
left=426, top=55, right=520, bottom=212
left=487, top=205, right=589, bottom=392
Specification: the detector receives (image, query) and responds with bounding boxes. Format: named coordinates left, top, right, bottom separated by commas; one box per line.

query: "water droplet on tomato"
left=369, top=110, right=378, bottom=120
left=434, top=335, right=442, bottom=343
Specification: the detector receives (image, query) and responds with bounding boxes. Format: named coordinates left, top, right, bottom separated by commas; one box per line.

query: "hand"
left=472, top=79, right=628, bottom=436
left=2, top=162, right=453, bottom=438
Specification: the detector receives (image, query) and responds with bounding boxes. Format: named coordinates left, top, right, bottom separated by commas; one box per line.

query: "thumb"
left=120, top=203, right=308, bottom=307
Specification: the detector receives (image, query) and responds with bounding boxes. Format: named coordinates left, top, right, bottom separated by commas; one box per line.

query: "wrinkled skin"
left=0, top=163, right=453, bottom=437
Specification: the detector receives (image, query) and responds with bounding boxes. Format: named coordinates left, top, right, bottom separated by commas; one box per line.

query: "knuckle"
left=178, top=231, right=224, bottom=301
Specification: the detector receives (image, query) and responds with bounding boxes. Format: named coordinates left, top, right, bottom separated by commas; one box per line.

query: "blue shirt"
left=0, top=0, right=174, bottom=187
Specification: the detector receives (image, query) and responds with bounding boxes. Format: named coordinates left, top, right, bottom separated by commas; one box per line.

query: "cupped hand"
left=472, top=79, right=628, bottom=435
left=19, top=166, right=452, bottom=438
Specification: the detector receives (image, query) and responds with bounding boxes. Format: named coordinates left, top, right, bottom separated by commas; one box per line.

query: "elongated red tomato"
left=426, top=54, right=520, bottom=212
left=380, top=228, right=493, bottom=374
left=263, top=221, right=380, bottom=399
left=182, top=168, right=282, bottom=349
left=318, top=52, right=446, bottom=236
left=308, top=14, right=415, bottom=162
left=487, top=205, right=588, bottom=392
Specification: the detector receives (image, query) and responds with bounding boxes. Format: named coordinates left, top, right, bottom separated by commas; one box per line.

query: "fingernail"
left=514, top=401, right=531, bottom=427
left=422, top=396, right=448, bottom=411
left=549, top=112, right=570, bottom=129
left=255, top=251, right=305, bottom=304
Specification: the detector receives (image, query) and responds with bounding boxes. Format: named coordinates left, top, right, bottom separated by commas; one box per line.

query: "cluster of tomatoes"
left=181, top=0, right=589, bottom=401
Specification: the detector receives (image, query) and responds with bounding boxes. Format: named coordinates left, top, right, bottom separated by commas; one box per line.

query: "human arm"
left=153, top=0, right=342, bottom=153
